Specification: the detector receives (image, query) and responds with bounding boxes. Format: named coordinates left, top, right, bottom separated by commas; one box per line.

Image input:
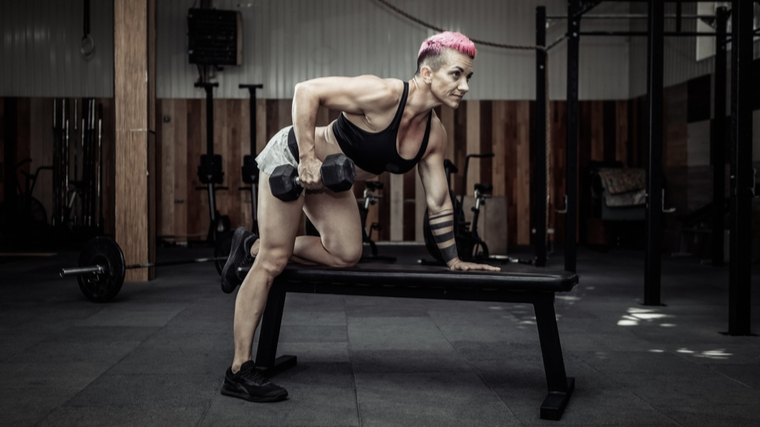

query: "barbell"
left=59, top=236, right=229, bottom=303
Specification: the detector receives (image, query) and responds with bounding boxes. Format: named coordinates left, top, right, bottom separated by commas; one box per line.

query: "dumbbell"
left=269, top=153, right=356, bottom=201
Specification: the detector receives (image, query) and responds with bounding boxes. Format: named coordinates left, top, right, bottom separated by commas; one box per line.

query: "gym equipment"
left=0, top=157, right=53, bottom=248
left=52, top=99, right=69, bottom=227
left=422, top=154, right=489, bottom=263
left=239, top=84, right=264, bottom=235
left=269, top=154, right=356, bottom=202
left=422, top=155, right=526, bottom=266
left=15, top=159, right=52, bottom=225
left=59, top=236, right=229, bottom=302
left=96, top=103, right=104, bottom=231
left=420, top=159, right=464, bottom=263
left=238, top=261, right=578, bottom=420
left=358, top=181, right=395, bottom=263
left=546, top=3, right=756, bottom=333
left=80, top=0, right=95, bottom=57
left=211, top=84, right=265, bottom=275
left=213, top=230, right=233, bottom=275
left=64, top=98, right=100, bottom=233
left=194, top=82, right=231, bottom=243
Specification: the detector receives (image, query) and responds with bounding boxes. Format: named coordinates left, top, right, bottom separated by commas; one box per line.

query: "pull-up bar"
left=547, top=14, right=717, bottom=19
left=578, top=31, right=733, bottom=37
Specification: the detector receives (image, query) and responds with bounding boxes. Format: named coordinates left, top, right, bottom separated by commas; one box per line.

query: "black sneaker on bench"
left=221, top=227, right=257, bottom=294
left=221, top=361, right=288, bottom=402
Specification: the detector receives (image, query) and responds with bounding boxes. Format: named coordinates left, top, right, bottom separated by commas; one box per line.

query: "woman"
left=220, top=31, right=499, bottom=403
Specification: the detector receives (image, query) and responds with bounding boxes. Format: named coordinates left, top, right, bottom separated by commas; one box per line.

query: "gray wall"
left=629, top=2, right=760, bottom=99
left=628, top=3, right=760, bottom=161
left=0, top=0, right=114, bottom=97
left=157, top=0, right=631, bottom=100
left=1, top=0, right=633, bottom=100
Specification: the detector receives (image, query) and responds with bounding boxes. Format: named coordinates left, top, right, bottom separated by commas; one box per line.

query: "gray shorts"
left=255, top=126, right=298, bottom=176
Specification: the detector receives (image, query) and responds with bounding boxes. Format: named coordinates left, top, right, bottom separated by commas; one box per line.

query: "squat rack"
left=536, top=0, right=756, bottom=335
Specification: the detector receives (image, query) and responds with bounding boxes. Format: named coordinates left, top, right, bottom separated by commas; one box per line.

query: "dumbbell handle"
left=290, top=176, right=321, bottom=189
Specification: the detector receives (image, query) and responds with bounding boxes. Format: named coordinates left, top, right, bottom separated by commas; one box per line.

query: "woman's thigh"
left=303, top=187, right=363, bottom=263
left=256, top=171, right=304, bottom=264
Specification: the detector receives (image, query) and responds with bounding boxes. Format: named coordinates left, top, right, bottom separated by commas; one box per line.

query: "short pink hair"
left=417, top=31, right=477, bottom=73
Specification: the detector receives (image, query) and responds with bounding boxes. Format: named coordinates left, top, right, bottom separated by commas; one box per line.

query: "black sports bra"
left=331, top=82, right=431, bottom=175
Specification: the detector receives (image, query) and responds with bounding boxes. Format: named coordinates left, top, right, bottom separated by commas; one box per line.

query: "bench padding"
left=246, top=263, right=577, bottom=293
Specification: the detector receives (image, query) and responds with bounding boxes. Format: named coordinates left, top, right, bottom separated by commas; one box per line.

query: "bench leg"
left=255, top=285, right=297, bottom=377
left=533, top=294, right=574, bottom=420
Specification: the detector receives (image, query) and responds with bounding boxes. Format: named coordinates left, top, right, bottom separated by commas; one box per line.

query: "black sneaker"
left=221, top=361, right=288, bottom=402
left=221, top=227, right=253, bottom=294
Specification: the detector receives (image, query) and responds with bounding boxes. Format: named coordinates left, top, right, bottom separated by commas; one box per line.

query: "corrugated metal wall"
left=629, top=2, right=760, bottom=99
left=158, top=0, right=631, bottom=100
left=1, top=0, right=633, bottom=100
left=0, top=0, right=114, bottom=97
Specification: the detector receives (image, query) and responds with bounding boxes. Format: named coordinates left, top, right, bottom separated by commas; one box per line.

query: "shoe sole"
left=220, top=383, right=288, bottom=403
left=220, top=228, right=248, bottom=294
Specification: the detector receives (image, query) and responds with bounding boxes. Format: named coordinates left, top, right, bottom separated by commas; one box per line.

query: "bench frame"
left=251, top=271, right=575, bottom=421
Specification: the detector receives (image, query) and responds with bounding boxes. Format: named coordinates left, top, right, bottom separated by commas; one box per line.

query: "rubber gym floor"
left=1, top=244, right=759, bottom=427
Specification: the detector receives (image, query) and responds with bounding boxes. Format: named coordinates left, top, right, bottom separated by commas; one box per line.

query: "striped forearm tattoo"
left=428, top=209, right=458, bottom=263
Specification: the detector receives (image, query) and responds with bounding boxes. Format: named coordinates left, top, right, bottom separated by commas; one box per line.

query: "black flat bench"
left=237, top=263, right=578, bottom=420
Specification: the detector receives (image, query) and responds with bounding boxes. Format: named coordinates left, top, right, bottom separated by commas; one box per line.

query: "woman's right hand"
left=298, top=156, right=323, bottom=190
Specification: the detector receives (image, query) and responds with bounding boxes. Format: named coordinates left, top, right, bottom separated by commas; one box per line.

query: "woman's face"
left=428, top=49, right=473, bottom=109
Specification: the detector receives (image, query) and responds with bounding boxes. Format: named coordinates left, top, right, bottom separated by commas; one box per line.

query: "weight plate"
left=77, top=237, right=125, bottom=303
left=214, top=230, right=234, bottom=275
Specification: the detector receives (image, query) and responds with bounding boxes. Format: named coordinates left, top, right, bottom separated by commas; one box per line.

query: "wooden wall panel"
left=503, top=101, right=518, bottom=246
left=13, top=92, right=717, bottom=253
left=466, top=101, right=480, bottom=196
left=228, top=100, right=243, bottom=228
left=589, top=101, right=605, bottom=162
left=277, top=100, right=292, bottom=132
left=255, top=98, right=267, bottom=154
left=550, top=101, right=568, bottom=244
left=158, top=100, right=174, bottom=237
left=213, top=99, right=229, bottom=230
left=615, top=100, right=629, bottom=164
left=265, top=100, right=280, bottom=144
left=154, top=99, right=163, bottom=244
left=578, top=102, right=593, bottom=244
left=155, top=99, right=163, bottom=241
left=99, top=98, right=116, bottom=237
left=515, top=101, right=531, bottom=245
left=480, top=101, right=493, bottom=187
left=665, top=124, right=688, bottom=168
left=173, top=100, right=187, bottom=240
left=6, top=95, right=652, bottom=254
left=377, top=171, right=391, bottom=241
left=148, top=97, right=657, bottom=251
left=186, top=99, right=203, bottom=238
left=403, top=168, right=415, bottom=242
left=389, top=172, right=404, bottom=241
left=491, top=101, right=508, bottom=198
left=415, top=168, right=425, bottom=242
left=239, top=98, right=252, bottom=228
left=453, top=102, right=467, bottom=197
left=603, top=101, right=617, bottom=163
left=439, top=105, right=455, bottom=162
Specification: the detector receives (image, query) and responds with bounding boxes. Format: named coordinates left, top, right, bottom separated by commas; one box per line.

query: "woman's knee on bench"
left=321, top=235, right=362, bottom=268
